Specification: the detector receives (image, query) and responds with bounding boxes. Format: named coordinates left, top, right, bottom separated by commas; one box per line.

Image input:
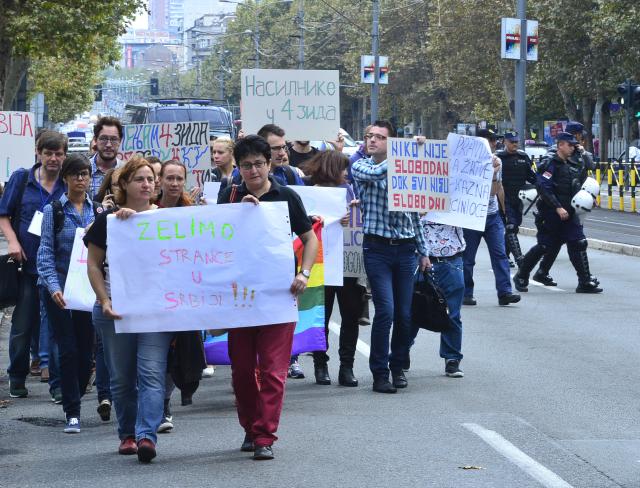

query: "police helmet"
left=581, top=177, right=600, bottom=198
left=571, top=190, right=594, bottom=214
left=518, top=184, right=537, bottom=203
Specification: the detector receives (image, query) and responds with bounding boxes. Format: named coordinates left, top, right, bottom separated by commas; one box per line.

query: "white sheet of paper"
left=203, top=182, right=221, bottom=202
left=63, top=228, right=96, bottom=311
left=28, top=210, right=43, bottom=236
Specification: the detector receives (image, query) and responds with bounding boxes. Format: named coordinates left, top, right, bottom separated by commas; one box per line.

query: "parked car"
left=525, top=141, right=550, bottom=161
left=122, top=99, right=236, bottom=140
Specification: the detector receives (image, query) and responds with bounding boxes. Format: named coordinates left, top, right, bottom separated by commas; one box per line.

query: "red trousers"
left=228, top=322, right=295, bottom=447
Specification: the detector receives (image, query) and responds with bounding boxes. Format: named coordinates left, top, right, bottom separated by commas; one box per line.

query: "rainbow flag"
left=204, top=221, right=326, bottom=365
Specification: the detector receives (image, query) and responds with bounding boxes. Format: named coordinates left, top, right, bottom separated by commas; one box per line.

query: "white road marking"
left=510, top=274, right=566, bottom=292
left=329, top=320, right=370, bottom=358
left=589, top=218, right=640, bottom=228
left=462, top=423, right=574, bottom=488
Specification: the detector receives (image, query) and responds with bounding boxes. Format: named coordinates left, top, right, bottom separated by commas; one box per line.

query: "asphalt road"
left=1, top=234, right=638, bottom=488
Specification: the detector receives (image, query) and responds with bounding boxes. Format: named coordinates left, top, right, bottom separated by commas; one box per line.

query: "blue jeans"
left=92, top=303, right=172, bottom=444
left=411, top=256, right=465, bottom=361
left=38, top=286, right=60, bottom=391
left=94, top=331, right=111, bottom=402
left=363, top=237, right=417, bottom=377
left=463, top=212, right=513, bottom=297
left=45, top=294, right=93, bottom=419
left=8, top=274, right=40, bottom=383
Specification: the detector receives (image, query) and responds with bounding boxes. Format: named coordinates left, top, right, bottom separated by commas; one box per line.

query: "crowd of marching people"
left=0, top=115, right=601, bottom=463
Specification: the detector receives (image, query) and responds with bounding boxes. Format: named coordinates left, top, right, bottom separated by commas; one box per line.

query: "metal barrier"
left=599, top=160, right=638, bottom=212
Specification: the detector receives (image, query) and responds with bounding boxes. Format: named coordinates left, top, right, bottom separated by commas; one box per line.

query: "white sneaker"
left=202, top=366, right=215, bottom=378
left=64, top=417, right=81, bottom=433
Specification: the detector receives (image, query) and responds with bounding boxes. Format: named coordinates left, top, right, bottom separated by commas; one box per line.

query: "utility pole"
left=515, top=0, right=527, bottom=145
left=254, top=0, right=260, bottom=69
left=370, top=0, right=380, bottom=123
left=297, top=0, right=304, bottom=69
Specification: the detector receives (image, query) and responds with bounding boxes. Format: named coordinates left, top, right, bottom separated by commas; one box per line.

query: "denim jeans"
left=94, top=331, right=111, bottom=403
left=8, top=274, right=40, bottom=383
left=411, top=256, right=465, bottom=361
left=363, top=238, right=417, bottom=377
left=45, top=294, right=93, bottom=419
left=38, top=285, right=60, bottom=391
left=92, top=303, right=172, bottom=444
left=463, top=212, right=513, bottom=297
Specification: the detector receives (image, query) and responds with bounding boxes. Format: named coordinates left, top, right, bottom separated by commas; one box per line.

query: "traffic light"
left=618, top=81, right=640, bottom=118
left=150, top=78, right=159, bottom=96
left=94, top=84, right=102, bottom=102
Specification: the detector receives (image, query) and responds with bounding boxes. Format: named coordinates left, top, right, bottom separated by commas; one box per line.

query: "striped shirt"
left=352, top=157, right=428, bottom=256
left=36, top=193, right=95, bottom=294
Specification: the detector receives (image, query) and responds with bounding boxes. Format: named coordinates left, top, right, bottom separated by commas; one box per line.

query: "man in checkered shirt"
left=88, top=117, right=123, bottom=200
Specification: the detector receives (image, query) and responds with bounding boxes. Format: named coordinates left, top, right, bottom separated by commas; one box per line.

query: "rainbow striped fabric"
left=204, top=221, right=326, bottom=365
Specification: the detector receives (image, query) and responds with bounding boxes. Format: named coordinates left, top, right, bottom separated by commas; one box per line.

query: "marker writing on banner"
left=164, top=290, right=224, bottom=310
left=0, top=112, right=34, bottom=137
left=137, top=219, right=234, bottom=241
left=158, top=248, right=234, bottom=265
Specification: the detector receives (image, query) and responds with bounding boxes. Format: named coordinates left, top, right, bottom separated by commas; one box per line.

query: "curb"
left=520, top=227, right=640, bottom=257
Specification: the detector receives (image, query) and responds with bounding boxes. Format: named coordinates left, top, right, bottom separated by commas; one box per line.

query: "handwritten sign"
left=1, top=111, right=35, bottom=182
left=63, top=228, right=96, bottom=311
left=107, top=202, right=297, bottom=333
left=241, top=69, right=340, bottom=140
left=119, top=121, right=210, bottom=188
left=343, top=204, right=365, bottom=279
left=428, top=133, right=493, bottom=231
left=203, top=181, right=221, bottom=204
left=289, top=186, right=346, bottom=286
left=387, top=137, right=450, bottom=212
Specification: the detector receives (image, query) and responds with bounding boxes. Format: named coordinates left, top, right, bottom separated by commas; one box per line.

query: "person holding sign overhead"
left=36, top=154, right=96, bottom=433
left=218, top=135, right=319, bottom=460
left=0, top=131, right=66, bottom=399
left=352, top=121, right=430, bottom=394
left=84, top=157, right=173, bottom=463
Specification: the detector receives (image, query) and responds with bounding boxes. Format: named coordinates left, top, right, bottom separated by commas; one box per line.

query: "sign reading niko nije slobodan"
left=387, top=138, right=450, bottom=212
left=118, top=121, right=210, bottom=188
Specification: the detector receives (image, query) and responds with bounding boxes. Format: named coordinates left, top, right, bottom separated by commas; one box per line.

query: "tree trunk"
left=558, top=85, right=578, bottom=121
left=597, top=92, right=610, bottom=162
left=2, top=56, right=28, bottom=109
left=581, top=97, right=595, bottom=152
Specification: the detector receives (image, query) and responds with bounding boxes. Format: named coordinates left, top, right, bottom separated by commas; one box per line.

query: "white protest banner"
left=1, top=111, right=35, bottom=182
left=387, top=137, right=450, bottom=212
left=107, top=202, right=297, bottom=333
left=119, top=121, right=210, bottom=188
left=63, top=228, right=96, bottom=312
left=203, top=181, right=221, bottom=204
left=289, top=186, right=346, bottom=286
left=428, top=133, right=493, bottom=231
left=241, top=69, right=340, bottom=140
left=343, top=204, right=366, bottom=279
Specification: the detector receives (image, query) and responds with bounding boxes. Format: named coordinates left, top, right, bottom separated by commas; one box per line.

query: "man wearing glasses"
left=352, top=120, right=429, bottom=394
left=89, top=117, right=123, bottom=199
left=257, top=124, right=305, bottom=186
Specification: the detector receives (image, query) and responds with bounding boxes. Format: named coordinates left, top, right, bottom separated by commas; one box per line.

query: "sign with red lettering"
left=0, top=111, right=35, bottom=182
left=119, top=121, right=210, bottom=189
left=387, top=137, right=450, bottom=212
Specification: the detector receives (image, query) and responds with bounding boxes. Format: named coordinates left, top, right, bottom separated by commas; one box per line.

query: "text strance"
left=107, top=202, right=297, bottom=333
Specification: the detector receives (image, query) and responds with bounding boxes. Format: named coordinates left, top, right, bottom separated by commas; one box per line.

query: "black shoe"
left=462, top=296, right=477, bottom=306
left=9, top=382, right=28, bottom=398
left=253, top=445, right=274, bottom=460
left=338, top=366, right=358, bottom=387
left=576, top=281, right=603, bottom=293
left=314, top=365, right=331, bottom=385
left=513, top=272, right=528, bottom=292
left=97, top=399, right=111, bottom=422
left=391, top=371, right=408, bottom=389
left=445, top=359, right=464, bottom=378
left=498, top=293, right=521, bottom=306
left=241, top=433, right=254, bottom=452
left=508, top=259, right=516, bottom=268
left=402, top=358, right=410, bottom=372
left=532, top=270, right=557, bottom=286
left=372, top=377, right=397, bottom=394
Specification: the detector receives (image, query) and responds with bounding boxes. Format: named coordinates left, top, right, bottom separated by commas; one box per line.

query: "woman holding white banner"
left=304, top=150, right=363, bottom=387
left=36, top=154, right=96, bottom=434
left=84, top=156, right=173, bottom=464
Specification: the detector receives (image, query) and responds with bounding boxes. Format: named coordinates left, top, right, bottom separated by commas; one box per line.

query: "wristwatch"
left=300, top=269, right=311, bottom=278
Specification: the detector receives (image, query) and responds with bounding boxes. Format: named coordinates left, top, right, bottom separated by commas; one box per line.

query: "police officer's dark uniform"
left=514, top=132, right=602, bottom=293
left=531, top=121, right=598, bottom=286
left=496, top=131, right=536, bottom=266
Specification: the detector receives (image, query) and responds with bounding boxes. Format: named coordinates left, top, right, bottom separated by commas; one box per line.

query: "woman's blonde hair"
left=211, top=137, right=236, bottom=165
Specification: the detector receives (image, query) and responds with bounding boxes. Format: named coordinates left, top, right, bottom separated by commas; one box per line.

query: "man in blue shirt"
left=0, top=131, right=66, bottom=398
left=89, top=117, right=123, bottom=199
left=352, top=120, right=429, bottom=393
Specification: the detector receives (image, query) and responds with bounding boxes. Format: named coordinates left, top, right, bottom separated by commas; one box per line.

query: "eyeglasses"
left=365, top=133, right=387, bottom=141
left=97, top=136, right=120, bottom=145
left=270, top=145, right=288, bottom=153
left=70, top=171, right=90, bottom=180
left=239, top=161, right=268, bottom=171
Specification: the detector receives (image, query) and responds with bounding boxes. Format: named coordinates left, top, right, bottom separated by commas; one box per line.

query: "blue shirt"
left=0, top=164, right=65, bottom=275
left=272, top=165, right=305, bottom=186
left=351, top=157, right=428, bottom=256
left=36, top=193, right=95, bottom=294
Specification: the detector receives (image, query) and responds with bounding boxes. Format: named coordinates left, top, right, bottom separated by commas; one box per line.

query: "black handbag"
left=411, top=271, right=451, bottom=333
left=0, top=254, right=21, bottom=308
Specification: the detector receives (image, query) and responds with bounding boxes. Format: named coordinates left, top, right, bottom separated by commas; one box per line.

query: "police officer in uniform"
left=496, top=131, right=537, bottom=267
left=514, top=132, right=602, bottom=294
left=531, top=121, right=598, bottom=286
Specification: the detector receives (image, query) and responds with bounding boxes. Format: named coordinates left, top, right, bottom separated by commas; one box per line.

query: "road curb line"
left=520, top=227, right=640, bottom=257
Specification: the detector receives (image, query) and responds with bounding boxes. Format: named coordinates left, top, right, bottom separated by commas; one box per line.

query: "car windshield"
left=152, top=108, right=229, bottom=128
